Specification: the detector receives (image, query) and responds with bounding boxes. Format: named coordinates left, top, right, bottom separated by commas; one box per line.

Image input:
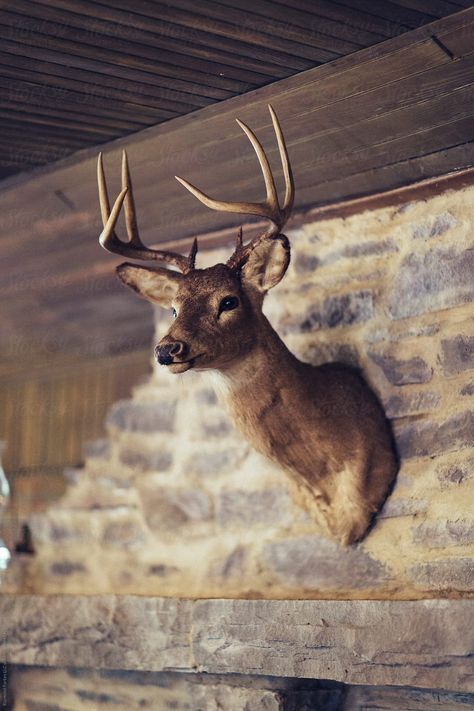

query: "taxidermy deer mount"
left=97, top=105, right=397, bottom=545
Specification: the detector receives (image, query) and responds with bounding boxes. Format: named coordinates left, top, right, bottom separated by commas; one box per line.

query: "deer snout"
left=155, top=340, right=188, bottom=365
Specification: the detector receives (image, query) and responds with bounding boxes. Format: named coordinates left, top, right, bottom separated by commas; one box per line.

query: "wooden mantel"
left=0, top=9, right=473, bottom=366
left=2, top=595, right=473, bottom=692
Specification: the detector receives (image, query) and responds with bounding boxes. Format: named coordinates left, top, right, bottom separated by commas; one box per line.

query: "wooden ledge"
left=2, top=596, right=472, bottom=692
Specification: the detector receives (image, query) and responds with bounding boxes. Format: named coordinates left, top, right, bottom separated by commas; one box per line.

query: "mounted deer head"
left=97, top=106, right=397, bottom=545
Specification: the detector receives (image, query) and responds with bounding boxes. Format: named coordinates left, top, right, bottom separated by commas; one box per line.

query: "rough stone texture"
left=192, top=599, right=474, bottom=691
left=292, top=289, right=373, bottom=333
left=263, top=537, right=389, bottom=590
left=218, top=489, right=291, bottom=527
left=388, top=247, right=474, bottom=319
left=107, top=399, right=177, bottom=433
left=395, top=410, right=474, bottom=459
left=368, top=352, right=432, bottom=385
left=7, top=667, right=474, bottom=711
left=7, top=183, right=474, bottom=601
left=384, top=391, right=440, bottom=418
left=408, top=558, right=474, bottom=592
left=2, top=596, right=473, bottom=692
left=412, top=520, right=474, bottom=548
left=441, top=335, right=474, bottom=376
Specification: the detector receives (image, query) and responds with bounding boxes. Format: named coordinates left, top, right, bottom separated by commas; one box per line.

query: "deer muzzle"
left=155, top=340, right=188, bottom=366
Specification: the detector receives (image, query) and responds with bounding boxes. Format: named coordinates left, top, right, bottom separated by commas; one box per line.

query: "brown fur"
left=116, top=238, right=398, bottom=546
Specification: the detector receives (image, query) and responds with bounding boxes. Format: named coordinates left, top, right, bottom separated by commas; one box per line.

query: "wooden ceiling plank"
left=275, top=0, right=406, bottom=38
left=0, top=126, right=89, bottom=148
left=16, top=0, right=274, bottom=85
left=0, top=108, right=124, bottom=138
left=42, top=0, right=319, bottom=71
left=389, top=0, right=463, bottom=16
left=168, top=0, right=363, bottom=54
left=218, top=0, right=389, bottom=43
left=93, top=0, right=340, bottom=63
left=0, top=55, right=180, bottom=117
left=0, top=77, right=168, bottom=128
left=0, top=94, right=148, bottom=133
left=334, top=0, right=438, bottom=26
left=0, top=16, right=234, bottom=103
left=0, top=62, right=179, bottom=122
left=0, top=42, right=203, bottom=114
left=1, top=3, right=257, bottom=97
left=295, top=142, right=474, bottom=206
left=436, top=22, right=474, bottom=57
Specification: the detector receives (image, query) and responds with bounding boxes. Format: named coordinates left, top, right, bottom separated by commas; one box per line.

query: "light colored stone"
left=2, top=596, right=473, bottom=692
left=263, top=537, right=389, bottom=589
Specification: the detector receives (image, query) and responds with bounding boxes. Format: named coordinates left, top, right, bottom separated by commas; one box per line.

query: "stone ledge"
left=1, top=596, right=473, bottom=692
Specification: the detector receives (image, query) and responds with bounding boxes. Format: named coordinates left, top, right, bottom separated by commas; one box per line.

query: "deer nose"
left=155, top=341, right=188, bottom=365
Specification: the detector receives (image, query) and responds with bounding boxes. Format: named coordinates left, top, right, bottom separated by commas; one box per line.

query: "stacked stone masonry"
left=8, top=184, right=474, bottom=598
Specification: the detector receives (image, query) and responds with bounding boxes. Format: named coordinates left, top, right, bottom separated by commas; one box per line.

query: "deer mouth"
left=167, top=354, right=203, bottom=374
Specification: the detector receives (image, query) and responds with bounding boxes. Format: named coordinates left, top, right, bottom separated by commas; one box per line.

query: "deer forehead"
left=175, top=264, right=240, bottom=303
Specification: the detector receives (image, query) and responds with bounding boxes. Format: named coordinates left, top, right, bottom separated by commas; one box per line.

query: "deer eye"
left=218, top=295, right=239, bottom=315
left=172, top=307, right=177, bottom=319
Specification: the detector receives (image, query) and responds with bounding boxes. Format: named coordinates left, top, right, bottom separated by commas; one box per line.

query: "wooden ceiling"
left=0, top=4, right=473, bottom=374
left=0, top=0, right=471, bottom=181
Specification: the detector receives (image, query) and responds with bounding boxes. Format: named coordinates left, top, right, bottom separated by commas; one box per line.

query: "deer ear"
left=241, top=235, right=290, bottom=293
left=116, top=263, right=181, bottom=308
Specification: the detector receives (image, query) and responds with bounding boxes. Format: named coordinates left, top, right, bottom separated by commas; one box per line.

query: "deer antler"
left=97, top=150, right=197, bottom=273
left=175, top=104, right=294, bottom=271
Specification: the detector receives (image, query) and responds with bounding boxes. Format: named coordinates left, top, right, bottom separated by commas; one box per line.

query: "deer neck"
left=209, top=315, right=303, bottom=441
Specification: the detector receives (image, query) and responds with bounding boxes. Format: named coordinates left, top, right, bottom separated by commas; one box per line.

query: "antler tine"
left=97, top=151, right=193, bottom=273
left=175, top=106, right=294, bottom=271
left=268, top=104, right=294, bottom=217
left=188, top=237, right=198, bottom=270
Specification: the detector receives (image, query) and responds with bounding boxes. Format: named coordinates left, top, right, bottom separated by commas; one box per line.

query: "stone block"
left=412, top=211, right=457, bottom=239
left=323, top=239, right=397, bottom=264
left=293, top=251, right=320, bottom=274
left=49, top=561, right=86, bottom=576
left=82, top=438, right=111, bottom=460
left=395, top=410, right=474, bottom=459
left=139, top=487, right=212, bottom=532
left=408, top=558, right=473, bottom=591
left=441, top=335, right=474, bottom=376
left=263, top=537, right=389, bottom=589
left=436, top=458, right=473, bottom=488
left=211, top=545, right=246, bottom=580
left=185, top=446, right=247, bottom=477
left=200, top=412, right=233, bottom=438
left=379, top=497, right=427, bottom=519
left=368, top=352, right=432, bottom=385
left=23, top=703, right=70, bottom=711
left=344, top=684, right=473, bottom=710
left=388, top=247, right=474, bottom=319
left=384, top=391, right=440, bottom=418
left=300, top=342, right=359, bottom=368
left=300, top=290, right=373, bottom=332
left=195, top=387, right=218, bottom=405
left=218, top=488, right=291, bottom=528
left=119, top=447, right=172, bottom=472
left=412, top=520, right=474, bottom=548
left=107, top=399, right=176, bottom=433
left=102, top=512, right=147, bottom=548
left=461, top=382, right=474, bottom=396
left=193, top=685, right=283, bottom=711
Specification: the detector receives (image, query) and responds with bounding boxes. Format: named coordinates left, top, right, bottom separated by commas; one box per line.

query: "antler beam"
left=175, top=104, right=294, bottom=270
left=97, top=151, right=197, bottom=273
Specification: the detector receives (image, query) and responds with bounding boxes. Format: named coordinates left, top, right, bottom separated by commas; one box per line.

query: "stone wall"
left=7, top=667, right=474, bottom=711
left=9, top=183, right=474, bottom=598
